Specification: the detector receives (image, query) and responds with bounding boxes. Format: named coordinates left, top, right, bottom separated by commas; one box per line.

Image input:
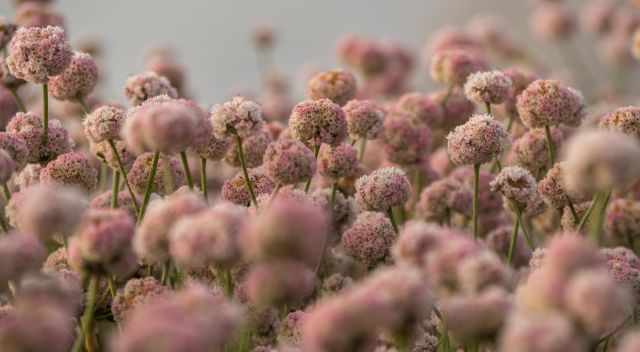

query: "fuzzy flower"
left=382, top=114, right=432, bottom=165
left=245, top=259, right=316, bottom=308
left=307, top=69, right=357, bottom=106
left=124, top=71, right=177, bottom=106
left=90, top=139, right=135, bottom=171
left=135, top=190, right=207, bottom=264
left=110, top=276, right=169, bottom=323
left=0, top=87, right=18, bottom=129
left=263, top=138, right=316, bottom=185
left=599, top=106, right=640, bottom=139
left=39, top=151, right=98, bottom=192
left=530, top=3, right=576, bottom=41
left=341, top=211, right=395, bottom=268
left=6, top=26, right=72, bottom=84
left=538, top=162, right=584, bottom=210
left=6, top=112, right=73, bottom=163
left=464, top=70, right=513, bottom=105
left=0, top=232, right=46, bottom=290
left=91, top=190, right=139, bottom=218
left=563, top=130, right=640, bottom=194
left=490, top=166, right=538, bottom=210
left=67, top=208, right=137, bottom=277
left=0, top=149, right=16, bottom=184
left=241, top=196, right=328, bottom=268
left=7, top=185, right=87, bottom=242
left=317, top=143, right=357, bottom=180
left=393, top=92, right=443, bottom=127
left=342, top=99, right=385, bottom=139
left=224, top=128, right=271, bottom=168
left=430, top=88, right=476, bottom=130
left=169, top=202, right=246, bottom=270
left=289, top=98, right=348, bottom=147
left=510, top=127, right=563, bottom=177
left=192, top=131, right=231, bottom=161
left=499, top=313, right=587, bottom=352
left=14, top=2, right=65, bottom=28
left=83, top=104, right=125, bottom=143
left=601, top=247, right=640, bottom=304
left=127, top=152, right=185, bottom=195
left=516, top=79, right=582, bottom=128
left=48, top=51, right=98, bottom=100
left=211, top=96, right=264, bottom=139
left=416, top=177, right=472, bottom=223
left=605, top=198, right=640, bottom=242
left=446, top=113, right=508, bottom=165
left=355, top=167, right=411, bottom=211
left=392, top=221, right=446, bottom=267
left=0, top=302, right=74, bottom=352
left=222, top=168, right=275, bottom=205
left=486, top=225, right=532, bottom=268
left=430, top=49, right=489, bottom=87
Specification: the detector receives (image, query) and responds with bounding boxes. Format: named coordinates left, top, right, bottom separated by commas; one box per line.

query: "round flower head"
left=0, top=87, right=18, bottom=129
left=135, top=190, right=207, bottom=264
left=516, top=79, right=581, bottom=128
left=563, top=130, right=640, bottom=194
left=15, top=271, right=83, bottom=316
left=67, top=208, right=136, bottom=276
left=510, top=127, right=564, bottom=177
left=561, top=201, right=594, bottom=232
left=605, top=198, right=640, bottom=242
left=48, top=51, right=98, bottom=100
left=416, top=177, right=472, bottom=223
left=263, top=138, right=316, bottom=185
left=530, top=3, right=576, bottom=41
left=342, top=99, right=385, bottom=139
left=486, top=225, right=532, bottom=268
left=430, top=49, right=489, bottom=87
left=393, top=92, right=443, bottom=127
left=0, top=302, right=74, bottom=352
left=40, top=151, right=98, bottom=192
left=289, top=98, right=348, bottom=147
left=392, top=221, right=447, bottom=266
left=317, top=143, right=357, bottom=180
left=355, top=166, right=411, bottom=211
left=124, top=71, right=177, bottom=106
left=6, top=112, right=73, bottom=164
left=241, top=195, right=328, bottom=268
left=0, top=149, right=16, bottom=184
left=83, top=104, right=125, bottom=143
left=499, top=313, right=586, bottom=352
left=464, top=70, right=513, bottom=105
left=382, top=114, right=432, bottom=165
left=6, top=184, right=87, bottom=242
left=110, top=276, right=169, bottom=323
left=0, top=132, right=28, bottom=170
left=222, top=168, right=275, bottom=205
left=14, top=2, right=65, bottom=29
left=169, top=202, right=246, bottom=270
left=192, top=130, right=230, bottom=161
left=538, top=162, right=585, bottom=210
left=430, top=88, right=476, bottom=130
left=490, top=167, right=538, bottom=210
left=307, top=69, right=357, bottom=106
left=446, top=113, right=508, bottom=165
left=90, top=139, right=135, bottom=171
left=601, top=247, right=640, bottom=305
left=0, top=232, right=47, bottom=291
left=245, top=259, right=315, bottom=308
left=581, top=0, right=616, bottom=36
left=599, top=106, right=640, bottom=139
left=6, top=26, right=72, bottom=84
left=127, top=152, right=185, bottom=195
left=91, top=189, right=139, bottom=218
left=224, top=128, right=271, bottom=168
left=144, top=54, right=187, bottom=96
left=565, top=269, right=632, bottom=336
left=211, top=96, right=264, bottom=139
left=341, top=211, right=395, bottom=268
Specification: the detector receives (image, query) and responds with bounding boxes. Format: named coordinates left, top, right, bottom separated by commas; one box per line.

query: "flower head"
left=6, top=26, right=72, bottom=83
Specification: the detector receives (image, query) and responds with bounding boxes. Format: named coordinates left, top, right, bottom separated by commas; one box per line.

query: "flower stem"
left=137, top=151, right=160, bottom=222
left=80, top=275, right=98, bottom=352
left=507, top=213, right=520, bottom=265
left=358, top=138, right=367, bottom=162
left=472, top=163, right=481, bottom=239
left=517, top=210, right=535, bottom=250
left=387, top=207, right=399, bottom=233
left=223, top=269, right=234, bottom=298
left=590, top=190, right=612, bottom=244
left=111, top=170, right=120, bottom=208
left=485, top=102, right=492, bottom=115
left=77, top=97, right=90, bottom=115
left=235, top=134, right=258, bottom=209
left=544, top=125, right=555, bottom=169
left=577, top=193, right=601, bottom=233
left=8, top=88, right=25, bottom=113
left=566, top=195, right=579, bottom=225
left=107, top=139, right=140, bottom=214
left=305, top=143, right=320, bottom=193
left=330, top=182, right=338, bottom=205
left=179, top=151, right=194, bottom=190
left=2, top=183, right=10, bottom=202
left=42, top=84, right=49, bottom=145
left=200, top=157, right=208, bottom=201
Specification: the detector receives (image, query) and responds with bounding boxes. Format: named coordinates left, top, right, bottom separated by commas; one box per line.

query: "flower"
left=123, top=71, right=177, bottom=106
left=49, top=51, right=98, bottom=100
left=341, top=211, right=395, bottom=268
left=355, top=167, right=411, bottom=211
left=6, top=26, right=72, bottom=83
left=307, top=69, right=357, bottom=106
left=446, top=113, right=508, bottom=165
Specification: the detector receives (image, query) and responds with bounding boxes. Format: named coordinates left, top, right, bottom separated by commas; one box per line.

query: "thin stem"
left=387, top=207, right=399, bottom=234
left=441, top=85, right=453, bottom=108
left=200, top=157, right=208, bottom=201
left=507, top=214, right=520, bottom=265
left=235, top=134, right=259, bottom=209
left=506, top=113, right=515, bottom=132
left=107, top=139, right=140, bottom=213
left=330, top=182, right=338, bottom=205
left=80, top=275, right=98, bottom=352
left=577, top=193, right=601, bottom=233
left=77, top=97, right=90, bottom=115
left=179, top=151, right=194, bottom=190
left=566, top=195, right=579, bottom=225
left=2, top=183, right=10, bottom=202
left=107, top=276, right=117, bottom=299
left=137, top=151, right=160, bottom=222
left=8, top=88, right=25, bottom=113
left=358, top=138, right=367, bottom=162
left=485, top=102, right=492, bottom=115
left=222, top=269, right=234, bottom=298
left=544, top=125, right=555, bottom=169
left=0, top=215, right=8, bottom=233
left=516, top=210, right=535, bottom=250
left=590, top=190, right=612, bottom=244
left=42, top=84, right=49, bottom=145
left=111, top=170, right=120, bottom=208
left=304, top=142, right=320, bottom=193
left=161, top=261, right=170, bottom=286
left=472, top=163, right=481, bottom=239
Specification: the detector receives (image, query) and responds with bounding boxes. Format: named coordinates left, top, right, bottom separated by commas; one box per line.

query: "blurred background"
left=0, top=0, right=537, bottom=103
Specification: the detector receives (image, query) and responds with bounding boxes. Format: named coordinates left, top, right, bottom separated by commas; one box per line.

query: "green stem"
left=566, top=195, right=579, bottom=225
left=358, top=138, right=367, bottom=162
left=111, top=170, right=120, bottom=208
left=42, top=84, right=49, bottom=146
left=223, top=269, right=234, bottom=298
left=387, top=207, right=399, bottom=234
left=137, top=151, right=160, bottom=222
left=107, top=139, right=140, bottom=214
left=8, top=88, right=25, bottom=113
left=235, top=134, right=258, bottom=209
left=0, top=215, right=8, bottom=233
left=517, top=210, right=535, bottom=250
left=330, top=182, right=338, bottom=205
left=472, top=163, right=481, bottom=239
left=485, top=102, right=492, bottom=115
left=304, top=142, right=320, bottom=193
left=161, top=261, right=170, bottom=286
left=107, top=276, right=117, bottom=299
left=80, top=275, right=98, bottom=352
left=544, top=125, right=555, bottom=169
left=590, top=190, right=612, bottom=244
left=200, top=157, right=208, bottom=201
left=2, top=183, right=10, bottom=202
left=179, top=151, right=194, bottom=190
left=507, top=214, right=520, bottom=265
left=77, top=97, right=90, bottom=115
left=577, top=193, right=601, bottom=233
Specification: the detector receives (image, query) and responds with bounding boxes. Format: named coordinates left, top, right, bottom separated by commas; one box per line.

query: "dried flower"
left=355, top=167, right=411, bottom=211
left=342, top=99, right=385, bottom=139
left=211, top=96, right=264, bottom=139
left=446, top=113, right=508, bottom=165
left=289, top=98, right=348, bottom=147
left=342, top=211, right=395, bottom=268
left=40, top=151, right=98, bottom=192
left=124, top=71, right=177, bottom=106
left=307, top=69, right=357, bottom=106
left=49, top=51, right=98, bottom=100
left=464, top=70, right=513, bottom=106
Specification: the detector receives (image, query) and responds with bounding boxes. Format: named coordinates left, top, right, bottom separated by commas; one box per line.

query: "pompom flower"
left=341, top=211, right=395, bottom=267
left=289, top=98, right=348, bottom=147
left=382, top=114, right=432, bottom=165
left=124, top=71, right=177, bottom=106
left=342, top=99, right=385, bottom=139
left=210, top=96, right=264, bottom=139
left=430, top=49, right=489, bottom=87
left=307, top=69, right=357, bottom=106
left=516, top=79, right=583, bottom=128
left=222, top=168, right=275, bottom=205
left=39, top=151, right=98, bottom=192
left=446, top=113, right=508, bottom=165
left=317, top=143, right=357, bottom=180
left=355, top=167, right=412, bottom=211
left=599, top=106, right=640, bottom=139
left=48, top=51, right=98, bottom=100
left=263, top=138, right=316, bottom=185
left=127, top=152, right=185, bottom=195
left=83, top=104, right=126, bottom=143
left=464, top=70, right=513, bottom=106
left=393, top=92, right=443, bottom=127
